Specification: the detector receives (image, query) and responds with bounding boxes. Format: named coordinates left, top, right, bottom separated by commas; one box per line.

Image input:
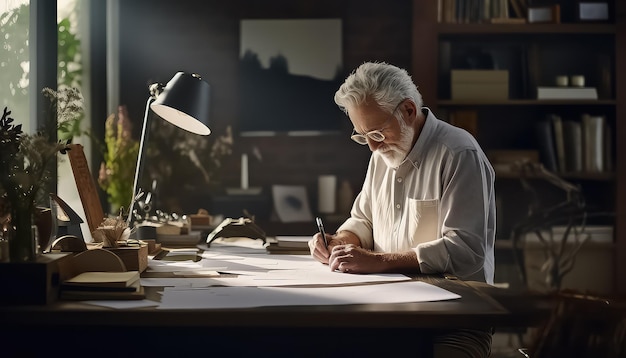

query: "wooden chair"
left=521, top=291, right=626, bottom=358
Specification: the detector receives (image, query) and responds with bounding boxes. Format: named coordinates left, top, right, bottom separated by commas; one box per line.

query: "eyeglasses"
left=350, top=101, right=403, bottom=145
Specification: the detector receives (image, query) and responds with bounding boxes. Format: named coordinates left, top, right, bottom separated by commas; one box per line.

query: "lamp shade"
left=150, top=72, right=211, bottom=135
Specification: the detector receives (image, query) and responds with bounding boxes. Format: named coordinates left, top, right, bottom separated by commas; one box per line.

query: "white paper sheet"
left=157, top=281, right=460, bottom=309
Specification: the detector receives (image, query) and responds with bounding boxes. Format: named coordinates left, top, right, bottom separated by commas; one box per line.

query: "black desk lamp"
left=127, top=72, right=211, bottom=226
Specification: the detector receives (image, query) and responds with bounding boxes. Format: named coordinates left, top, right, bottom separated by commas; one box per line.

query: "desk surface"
left=0, top=245, right=552, bottom=356
left=1, top=275, right=549, bottom=328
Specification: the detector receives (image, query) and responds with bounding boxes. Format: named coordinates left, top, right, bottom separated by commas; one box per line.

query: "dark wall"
left=117, top=0, right=412, bottom=215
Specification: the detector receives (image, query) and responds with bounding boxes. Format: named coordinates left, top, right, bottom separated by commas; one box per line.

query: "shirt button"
left=396, top=204, right=401, bottom=210
left=397, top=177, right=403, bottom=183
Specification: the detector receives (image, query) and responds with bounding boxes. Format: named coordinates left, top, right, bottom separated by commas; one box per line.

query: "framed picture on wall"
left=239, top=19, right=345, bottom=135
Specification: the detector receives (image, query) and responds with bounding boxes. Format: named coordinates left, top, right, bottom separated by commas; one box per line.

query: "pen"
left=315, top=217, right=328, bottom=248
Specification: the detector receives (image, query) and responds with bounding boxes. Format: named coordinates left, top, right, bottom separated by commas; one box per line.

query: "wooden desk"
left=0, top=249, right=551, bottom=356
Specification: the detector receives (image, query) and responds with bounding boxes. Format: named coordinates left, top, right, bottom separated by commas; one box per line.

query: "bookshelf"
left=411, top=0, right=625, bottom=294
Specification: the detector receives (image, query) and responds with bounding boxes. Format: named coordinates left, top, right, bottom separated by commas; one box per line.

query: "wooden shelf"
left=437, top=23, right=616, bottom=35
left=412, top=0, right=624, bottom=294
left=495, top=171, right=615, bottom=181
left=438, top=99, right=617, bottom=106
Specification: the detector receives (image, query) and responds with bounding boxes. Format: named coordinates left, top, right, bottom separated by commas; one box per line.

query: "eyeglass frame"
left=350, top=100, right=405, bottom=145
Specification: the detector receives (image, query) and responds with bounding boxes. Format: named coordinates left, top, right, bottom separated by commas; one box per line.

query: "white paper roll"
left=241, top=153, right=248, bottom=189
left=318, top=175, right=337, bottom=214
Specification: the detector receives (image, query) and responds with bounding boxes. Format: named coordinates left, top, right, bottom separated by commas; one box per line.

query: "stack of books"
left=535, top=113, right=612, bottom=174
left=60, top=271, right=145, bottom=300
left=265, top=236, right=311, bottom=255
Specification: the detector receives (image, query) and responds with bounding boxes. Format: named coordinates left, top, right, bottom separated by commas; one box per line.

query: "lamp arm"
left=127, top=95, right=156, bottom=225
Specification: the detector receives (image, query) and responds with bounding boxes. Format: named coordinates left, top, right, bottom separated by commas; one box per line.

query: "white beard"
left=379, top=120, right=414, bottom=168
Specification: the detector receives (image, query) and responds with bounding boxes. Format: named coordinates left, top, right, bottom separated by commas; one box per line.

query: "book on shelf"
left=549, top=114, right=566, bottom=173
left=562, top=120, right=583, bottom=173
left=489, top=17, right=526, bottom=24
left=537, top=87, right=598, bottom=100
left=508, top=0, right=526, bottom=19
left=581, top=114, right=606, bottom=173
left=603, top=121, right=613, bottom=172
left=438, top=0, right=513, bottom=24
left=536, top=113, right=612, bottom=174
left=534, top=119, right=558, bottom=172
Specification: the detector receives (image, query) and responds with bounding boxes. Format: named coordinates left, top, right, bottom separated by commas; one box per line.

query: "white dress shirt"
left=337, top=108, right=496, bottom=284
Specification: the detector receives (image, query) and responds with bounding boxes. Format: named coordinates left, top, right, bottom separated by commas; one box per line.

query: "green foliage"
left=0, top=4, right=30, bottom=115
left=0, top=88, right=84, bottom=215
left=57, top=17, right=82, bottom=90
left=97, top=106, right=139, bottom=214
left=0, top=3, right=83, bottom=139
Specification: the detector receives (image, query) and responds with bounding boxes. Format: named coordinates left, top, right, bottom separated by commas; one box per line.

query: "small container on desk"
left=0, top=253, right=73, bottom=305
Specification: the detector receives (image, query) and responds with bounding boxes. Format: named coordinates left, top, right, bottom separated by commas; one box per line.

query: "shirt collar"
left=404, top=107, right=437, bottom=169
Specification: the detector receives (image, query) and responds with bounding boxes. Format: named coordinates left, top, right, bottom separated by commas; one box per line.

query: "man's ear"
left=403, top=100, right=418, bottom=119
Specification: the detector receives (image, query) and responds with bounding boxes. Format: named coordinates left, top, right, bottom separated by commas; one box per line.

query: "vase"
left=8, top=201, right=37, bottom=262
left=34, top=207, right=54, bottom=253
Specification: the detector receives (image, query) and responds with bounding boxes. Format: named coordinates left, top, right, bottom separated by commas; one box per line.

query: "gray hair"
left=334, top=61, right=423, bottom=115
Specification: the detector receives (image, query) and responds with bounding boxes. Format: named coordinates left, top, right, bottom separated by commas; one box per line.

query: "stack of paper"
left=60, top=271, right=145, bottom=300
left=266, top=236, right=311, bottom=254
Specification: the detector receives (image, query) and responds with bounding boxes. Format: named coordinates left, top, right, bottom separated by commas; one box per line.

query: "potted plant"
left=0, top=87, right=84, bottom=262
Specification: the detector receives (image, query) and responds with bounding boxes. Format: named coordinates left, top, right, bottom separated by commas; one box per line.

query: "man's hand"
left=328, top=244, right=382, bottom=274
left=308, top=232, right=331, bottom=264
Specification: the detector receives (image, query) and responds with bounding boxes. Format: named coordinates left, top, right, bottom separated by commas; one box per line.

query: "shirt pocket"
left=406, top=199, right=441, bottom=247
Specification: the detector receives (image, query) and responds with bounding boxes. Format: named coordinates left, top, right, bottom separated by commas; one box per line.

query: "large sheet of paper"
left=157, top=281, right=460, bottom=309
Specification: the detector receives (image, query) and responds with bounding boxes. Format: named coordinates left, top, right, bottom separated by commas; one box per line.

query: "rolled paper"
left=241, top=153, right=248, bottom=189
left=318, top=175, right=337, bottom=214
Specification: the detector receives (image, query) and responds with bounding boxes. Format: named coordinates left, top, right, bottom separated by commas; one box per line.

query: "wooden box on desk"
left=0, top=253, right=73, bottom=305
left=451, top=70, right=509, bottom=101
left=104, top=244, right=148, bottom=272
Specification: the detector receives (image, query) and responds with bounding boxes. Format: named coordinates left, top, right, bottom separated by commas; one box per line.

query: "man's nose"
left=367, top=138, right=382, bottom=151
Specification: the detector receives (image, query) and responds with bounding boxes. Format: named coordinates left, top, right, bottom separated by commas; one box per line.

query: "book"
left=275, top=236, right=311, bottom=249
left=265, top=238, right=310, bottom=255
left=265, top=244, right=310, bottom=255
left=562, top=120, right=583, bottom=172
left=603, top=121, right=613, bottom=172
left=581, top=114, right=605, bottom=172
left=60, top=280, right=146, bottom=300
left=62, top=271, right=140, bottom=289
left=534, top=120, right=558, bottom=172
left=549, top=114, right=566, bottom=173
left=537, top=87, right=598, bottom=100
